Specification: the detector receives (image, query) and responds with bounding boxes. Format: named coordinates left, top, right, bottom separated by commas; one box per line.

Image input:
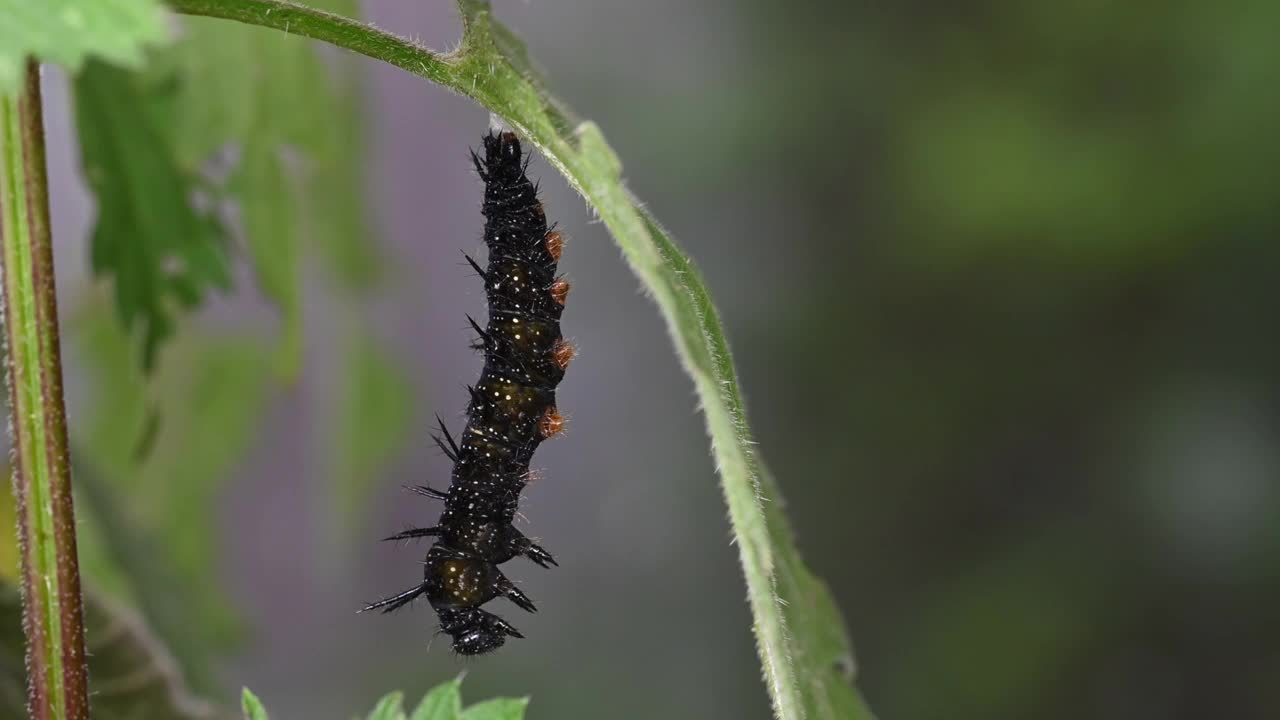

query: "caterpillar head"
left=439, top=608, right=524, bottom=656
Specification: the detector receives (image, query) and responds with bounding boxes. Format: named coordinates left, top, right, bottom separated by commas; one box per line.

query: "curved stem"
left=0, top=61, right=90, bottom=720
left=166, top=0, right=456, bottom=82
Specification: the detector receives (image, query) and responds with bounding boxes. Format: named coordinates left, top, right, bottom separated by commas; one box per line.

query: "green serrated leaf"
left=158, top=4, right=379, bottom=375
left=240, top=689, right=269, bottom=720
left=72, top=59, right=233, bottom=371
left=459, top=698, right=528, bottom=720
left=0, top=579, right=227, bottom=720
left=71, top=1, right=378, bottom=376
left=0, top=0, right=167, bottom=94
left=365, top=691, right=405, bottom=720
left=408, top=677, right=463, bottom=720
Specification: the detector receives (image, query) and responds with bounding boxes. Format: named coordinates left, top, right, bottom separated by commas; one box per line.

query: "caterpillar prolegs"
left=362, top=132, right=573, bottom=655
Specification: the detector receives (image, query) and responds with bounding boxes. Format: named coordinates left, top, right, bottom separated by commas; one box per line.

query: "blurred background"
left=23, top=0, right=1280, bottom=718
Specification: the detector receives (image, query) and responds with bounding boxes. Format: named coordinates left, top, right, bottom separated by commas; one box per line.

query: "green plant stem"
left=0, top=61, right=91, bottom=720
left=167, top=0, right=457, bottom=81
left=164, top=3, right=868, bottom=718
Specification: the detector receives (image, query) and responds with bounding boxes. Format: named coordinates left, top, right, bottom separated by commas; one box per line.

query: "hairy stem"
left=167, top=0, right=456, bottom=81
left=0, top=61, right=90, bottom=720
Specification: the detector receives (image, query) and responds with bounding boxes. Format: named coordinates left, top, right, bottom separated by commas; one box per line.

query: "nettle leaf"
left=164, top=1, right=379, bottom=377
left=365, top=692, right=405, bottom=720
left=68, top=6, right=408, bottom=683
left=170, top=5, right=407, bottom=529
left=408, top=676, right=462, bottom=720
left=69, top=0, right=377, bottom=374
left=238, top=678, right=519, bottom=720
left=0, top=0, right=167, bottom=93
left=239, top=689, right=269, bottom=720
left=458, top=698, right=528, bottom=720
left=74, top=59, right=233, bottom=371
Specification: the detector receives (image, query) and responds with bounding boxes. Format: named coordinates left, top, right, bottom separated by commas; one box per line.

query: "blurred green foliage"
left=714, top=1, right=1280, bottom=718
left=62, top=0, right=414, bottom=703
left=76, top=0, right=378, bottom=376
left=330, top=333, right=415, bottom=534
left=0, top=468, right=226, bottom=719
left=75, top=60, right=233, bottom=370
left=241, top=676, right=529, bottom=720
left=172, top=1, right=377, bottom=377
left=71, top=303, right=274, bottom=687
left=0, top=580, right=230, bottom=719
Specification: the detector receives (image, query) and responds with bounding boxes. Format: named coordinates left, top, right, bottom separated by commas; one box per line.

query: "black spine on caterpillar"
left=361, top=131, right=574, bottom=656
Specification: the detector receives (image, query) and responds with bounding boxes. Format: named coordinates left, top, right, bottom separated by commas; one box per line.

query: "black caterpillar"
left=361, top=131, right=573, bottom=655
